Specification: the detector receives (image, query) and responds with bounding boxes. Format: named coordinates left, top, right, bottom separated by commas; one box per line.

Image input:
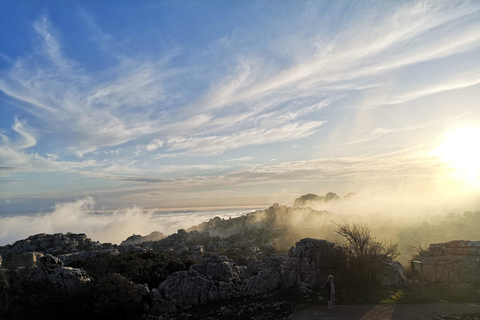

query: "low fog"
left=1, top=191, right=478, bottom=265
left=0, top=197, right=255, bottom=246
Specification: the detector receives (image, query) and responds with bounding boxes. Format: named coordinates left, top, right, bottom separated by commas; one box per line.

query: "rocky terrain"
left=0, top=194, right=479, bottom=319
left=0, top=232, right=112, bottom=258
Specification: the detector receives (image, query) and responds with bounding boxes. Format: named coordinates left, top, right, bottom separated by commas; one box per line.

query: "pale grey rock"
left=243, top=255, right=284, bottom=294
left=32, top=252, right=92, bottom=293
left=120, top=231, right=165, bottom=246
left=282, top=238, right=339, bottom=287
left=16, top=252, right=45, bottom=268
left=190, top=255, right=241, bottom=283
left=191, top=245, right=204, bottom=254
left=56, top=248, right=119, bottom=265
left=245, top=246, right=259, bottom=254
left=0, top=233, right=105, bottom=257
left=158, top=255, right=244, bottom=309
left=33, top=265, right=91, bottom=293
left=137, top=283, right=150, bottom=296
left=376, top=260, right=407, bottom=286
left=419, top=240, right=480, bottom=283
left=158, top=270, right=220, bottom=309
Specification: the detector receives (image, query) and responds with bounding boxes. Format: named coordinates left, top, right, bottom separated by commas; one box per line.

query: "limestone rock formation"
left=157, top=255, right=242, bottom=310
left=419, top=240, right=480, bottom=283
left=293, top=192, right=342, bottom=207
left=0, top=233, right=107, bottom=258
left=32, top=254, right=92, bottom=293
left=120, top=231, right=165, bottom=246
left=56, top=248, right=119, bottom=265
left=243, top=255, right=284, bottom=294
left=156, top=239, right=344, bottom=312
left=376, top=260, right=407, bottom=286
left=15, top=252, right=45, bottom=268
left=282, top=238, right=340, bottom=287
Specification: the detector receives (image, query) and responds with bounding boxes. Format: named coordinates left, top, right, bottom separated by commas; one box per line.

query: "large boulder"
left=158, top=269, right=225, bottom=310
left=16, top=252, right=45, bottom=268
left=243, top=255, right=284, bottom=294
left=157, top=255, right=242, bottom=310
left=32, top=254, right=91, bottom=293
left=376, top=260, right=407, bottom=286
left=282, top=238, right=340, bottom=287
left=190, top=255, right=242, bottom=284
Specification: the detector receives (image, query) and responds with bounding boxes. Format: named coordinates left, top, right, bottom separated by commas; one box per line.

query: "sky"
left=1, top=0, right=480, bottom=217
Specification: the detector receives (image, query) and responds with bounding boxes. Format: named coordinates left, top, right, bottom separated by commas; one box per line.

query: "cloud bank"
left=0, top=198, right=258, bottom=246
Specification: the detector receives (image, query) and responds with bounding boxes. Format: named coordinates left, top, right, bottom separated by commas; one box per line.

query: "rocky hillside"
left=120, top=231, right=165, bottom=246
left=0, top=232, right=113, bottom=258
left=293, top=192, right=356, bottom=207
left=1, top=195, right=479, bottom=319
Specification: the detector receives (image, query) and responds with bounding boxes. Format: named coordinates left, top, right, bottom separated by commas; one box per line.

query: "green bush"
left=70, top=251, right=197, bottom=288
left=1, top=251, right=197, bottom=319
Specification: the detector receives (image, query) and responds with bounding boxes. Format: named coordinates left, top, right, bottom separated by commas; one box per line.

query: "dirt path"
left=289, top=303, right=480, bottom=320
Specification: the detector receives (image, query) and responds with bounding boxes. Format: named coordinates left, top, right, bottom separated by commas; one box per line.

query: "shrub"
left=335, top=223, right=399, bottom=289
left=70, top=251, right=197, bottom=288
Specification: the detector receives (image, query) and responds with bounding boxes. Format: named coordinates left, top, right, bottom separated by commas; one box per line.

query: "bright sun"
left=433, top=126, right=480, bottom=189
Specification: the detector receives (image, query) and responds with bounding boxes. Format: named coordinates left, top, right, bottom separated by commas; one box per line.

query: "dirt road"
left=289, top=302, right=480, bottom=320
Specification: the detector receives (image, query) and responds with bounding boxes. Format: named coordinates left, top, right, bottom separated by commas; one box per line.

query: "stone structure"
left=419, top=240, right=480, bottom=283
left=282, top=238, right=340, bottom=287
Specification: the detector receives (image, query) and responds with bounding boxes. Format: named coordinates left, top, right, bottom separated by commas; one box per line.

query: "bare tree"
left=335, top=223, right=399, bottom=288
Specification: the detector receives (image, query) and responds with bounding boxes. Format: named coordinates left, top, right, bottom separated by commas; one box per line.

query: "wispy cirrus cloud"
left=342, top=116, right=463, bottom=146
left=1, top=1, right=480, bottom=214
left=197, top=1, right=480, bottom=116
left=165, top=120, right=326, bottom=156
left=0, top=16, right=174, bottom=159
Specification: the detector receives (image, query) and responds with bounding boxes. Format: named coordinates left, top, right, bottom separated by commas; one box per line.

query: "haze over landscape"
left=1, top=1, right=480, bottom=245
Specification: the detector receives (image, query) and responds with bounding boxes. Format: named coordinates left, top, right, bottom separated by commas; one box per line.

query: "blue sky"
left=1, top=0, right=480, bottom=214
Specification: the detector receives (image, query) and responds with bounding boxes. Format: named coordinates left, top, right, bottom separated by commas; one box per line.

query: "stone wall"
left=419, top=240, right=480, bottom=283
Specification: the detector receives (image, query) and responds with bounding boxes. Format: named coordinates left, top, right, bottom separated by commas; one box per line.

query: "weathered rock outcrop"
left=157, top=255, right=242, bottom=310
left=282, top=238, right=340, bottom=287
left=376, top=260, right=407, bottom=286
left=419, top=240, right=480, bottom=283
left=56, top=248, right=119, bottom=265
left=156, top=239, right=344, bottom=312
left=0, top=233, right=108, bottom=258
left=243, top=255, right=284, bottom=294
left=120, top=231, right=165, bottom=246
left=294, top=192, right=340, bottom=207
left=32, top=254, right=92, bottom=293
left=13, top=252, right=45, bottom=268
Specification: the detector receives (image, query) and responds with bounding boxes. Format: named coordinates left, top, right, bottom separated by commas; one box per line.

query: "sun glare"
left=433, top=127, right=480, bottom=189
